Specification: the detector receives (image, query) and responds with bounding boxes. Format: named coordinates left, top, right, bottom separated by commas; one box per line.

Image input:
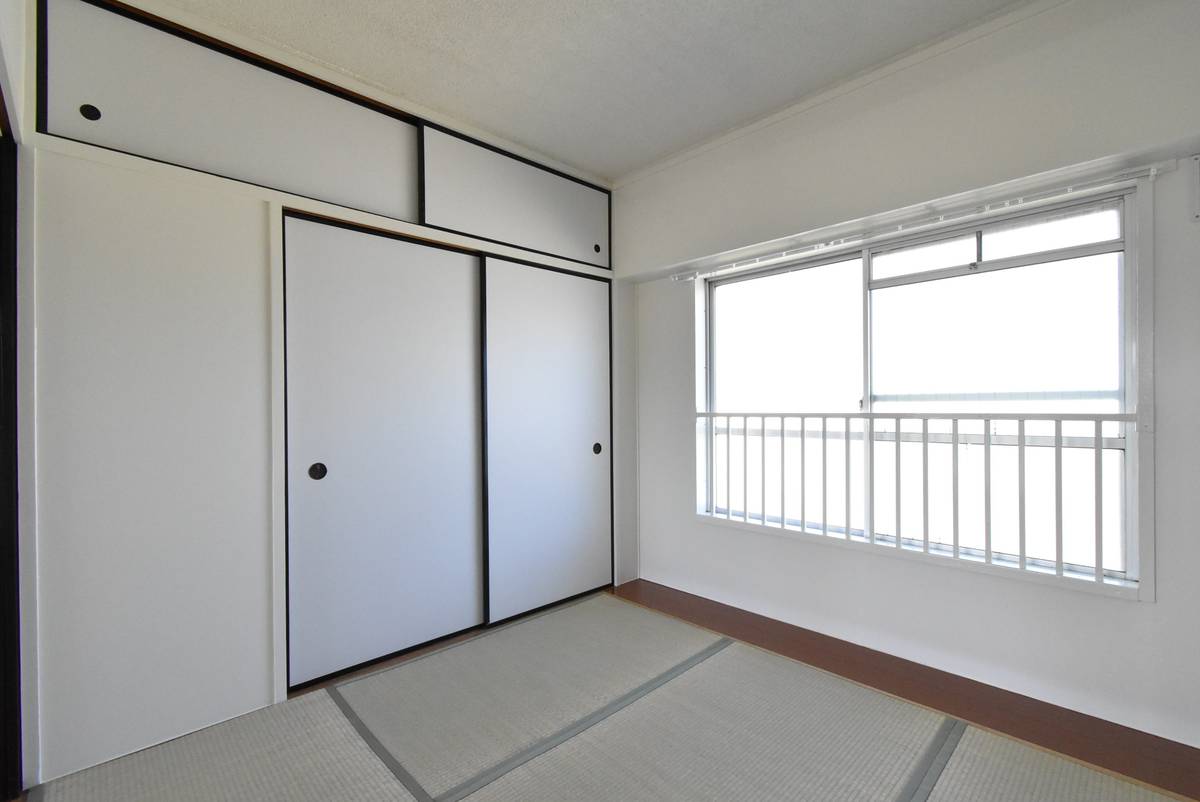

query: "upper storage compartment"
left=42, top=0, right=419, bottom=221
left=422, top=128, right=610, bottom=268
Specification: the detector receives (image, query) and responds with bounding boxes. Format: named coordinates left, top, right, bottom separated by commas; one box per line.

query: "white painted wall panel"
left=285, top=217, right=482, bottom=686
left=485, top=258, right=611, bottom=621
left=618, top=0, right=1200, bottom=748
left=35, top=150, right=273, bottom=779
left=45, top=0, right=418, bottom=220
left=425, top=128, right=609, bottom=267
left=614, top=0, right=1200, bottom=278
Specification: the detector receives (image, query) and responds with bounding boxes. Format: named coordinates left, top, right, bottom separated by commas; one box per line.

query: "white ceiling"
left=150, top=0, right=1023, bottom=183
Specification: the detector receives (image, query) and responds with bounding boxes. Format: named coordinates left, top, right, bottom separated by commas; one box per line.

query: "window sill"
left=694, top=513, right=1144, bottom=601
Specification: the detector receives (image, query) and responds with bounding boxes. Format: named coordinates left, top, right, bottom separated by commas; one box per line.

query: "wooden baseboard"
left=613, top=579, right=1199, bottom=801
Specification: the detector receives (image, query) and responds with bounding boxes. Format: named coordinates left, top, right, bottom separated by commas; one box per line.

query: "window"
left=711, top=258, right=862, bottom=412
left=698, top=194, right=1150, bottom=598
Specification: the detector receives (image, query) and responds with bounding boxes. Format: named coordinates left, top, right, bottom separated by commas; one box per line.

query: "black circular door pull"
left=593, top=244, right=601, bottom=253
left=592, top=443, right=603, bottom=455
left=79, top=104, right=102, bottom=121
left=308, top=462, right=327, bottom=480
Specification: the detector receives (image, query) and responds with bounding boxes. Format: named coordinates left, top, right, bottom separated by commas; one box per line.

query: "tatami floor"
left=24, top=591, right=1187, bottom=802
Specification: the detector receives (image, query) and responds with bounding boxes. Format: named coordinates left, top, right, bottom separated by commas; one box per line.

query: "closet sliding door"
left=484, top=257, right=612, bottom=623
left=285, top=216, right=482, bottom=686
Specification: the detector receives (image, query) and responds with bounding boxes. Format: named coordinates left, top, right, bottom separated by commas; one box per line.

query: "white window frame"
left=696, top=181, right=1156, bottom=601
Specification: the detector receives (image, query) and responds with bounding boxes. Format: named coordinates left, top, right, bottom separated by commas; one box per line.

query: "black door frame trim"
left=0, top=120, right=22, bottom=799
left=36, top=0, right=613, bottom=271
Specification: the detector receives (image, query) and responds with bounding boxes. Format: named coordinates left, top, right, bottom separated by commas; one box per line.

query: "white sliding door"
left=485, top=257, right=612, bottom=622
left=45, top=0, right=418, bottom=220
left=423, top=129, right=610, bottom=267
left=286, top=216, right=482, bottom=686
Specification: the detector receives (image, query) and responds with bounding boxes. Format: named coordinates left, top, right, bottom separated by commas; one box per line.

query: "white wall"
left=614, top=0, right=1200, bottom=278
left=632, top=154, right=1200, bottom=748
left=622, top=0, right=1200, bottom=748
left=34, top=150, right=275, bottom=779
left=612, top=279, right=639, bottom=584
left=19, top=84, right=624, bottom=788
left=0, top=0, right=24, bottom=132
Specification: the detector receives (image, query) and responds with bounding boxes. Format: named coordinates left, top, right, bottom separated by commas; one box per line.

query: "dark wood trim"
left=419, top=120, right=607, bottom=195
left=39, top=0, right=611, bottom=188
left=291, top=585, right=613, bottom=697
left=418, top=221, right=610, bottom=271
left=284, top=209, right=609, bottom=283
left=613, top=579, right=1200, bottom=801
left=479, top=256, right=489, bottom=624
left=61, top=0, right=420, bottom=126
left=38, top=0, right=612, bottom=270
left=287, top=622, right=484, bottom=695
left=0, top=88, right=11, bottom=139
left=0, top=127, right=21, bottom=800
left=486, top=583, right=613, bottom=629
left=288, top=625, right=486, bottom=699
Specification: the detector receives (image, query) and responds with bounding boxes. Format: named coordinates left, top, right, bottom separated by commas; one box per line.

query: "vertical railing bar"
left=984, top=419, right=992, bottom=564
left=822, top=417, right=828, bottom=536
left=760, top=415, right=766, bottom=526
left=1055, top=419, right=1063, bottom=576
left=1094, top=419, right=1103, bottom=582
left=800, top=417, right=807, bottom=533
left=742, top=415, right=749, bottom=523
left=952, top=419, right=959, bottom=559
left=1018, top=419, right=1026, bottom=570
left=867, top=417, right=875, bottom=543
left=780, top=416, right=787, bottom=529
left=894, top=416, right=901, bottom=548
left=725, top=415, right=732, bottom=521
left=708, top=414, right=715, bottom=516
left=922, top=418, right=929, bottom=553
left=845, top=416, right=851, bottom=541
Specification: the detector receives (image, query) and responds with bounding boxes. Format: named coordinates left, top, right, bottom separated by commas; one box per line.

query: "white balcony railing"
left=696, top=411, right=1139, bottom=589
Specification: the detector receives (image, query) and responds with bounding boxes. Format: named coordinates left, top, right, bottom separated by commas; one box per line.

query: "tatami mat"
left=925, top=726, right=1175, bottom=802
left=332, top=593, right=722, bottom=798
left=465, top=641, right=949, bottom=802
left=28, top=593, right=1179, bottom=802
left=28, top=691, right=413, bottom=802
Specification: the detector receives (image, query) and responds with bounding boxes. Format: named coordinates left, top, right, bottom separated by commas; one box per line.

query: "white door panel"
left=46, top=0, right=418, bottom=221
left=424, top=128, right=610, bottom=267
left=286, top=217, right=481, bottom=685
left=485, top=258, right=611, bottom=622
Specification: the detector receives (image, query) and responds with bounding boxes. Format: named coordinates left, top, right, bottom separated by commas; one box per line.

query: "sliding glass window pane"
left=871, top=235, right=975, bottom=281
left=871, top=253, right=1122, bottom=413
left=712, top=259, right=862, bottom=411
left=983, top=202, right=1120, bottom=261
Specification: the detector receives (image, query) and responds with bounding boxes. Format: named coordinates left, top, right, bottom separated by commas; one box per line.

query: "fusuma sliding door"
left=285, top=215, right=482, bottom=686
left=484, top=257, right=612, bottom=623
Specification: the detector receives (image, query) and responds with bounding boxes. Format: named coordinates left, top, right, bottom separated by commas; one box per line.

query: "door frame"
left=275, top=209, right=615, bottom=693
left=0, top=94, right=23, bottom=798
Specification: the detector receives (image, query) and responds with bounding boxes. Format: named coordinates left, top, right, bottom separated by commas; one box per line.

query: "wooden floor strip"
left=612, top=579, right=1200, bottom=801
